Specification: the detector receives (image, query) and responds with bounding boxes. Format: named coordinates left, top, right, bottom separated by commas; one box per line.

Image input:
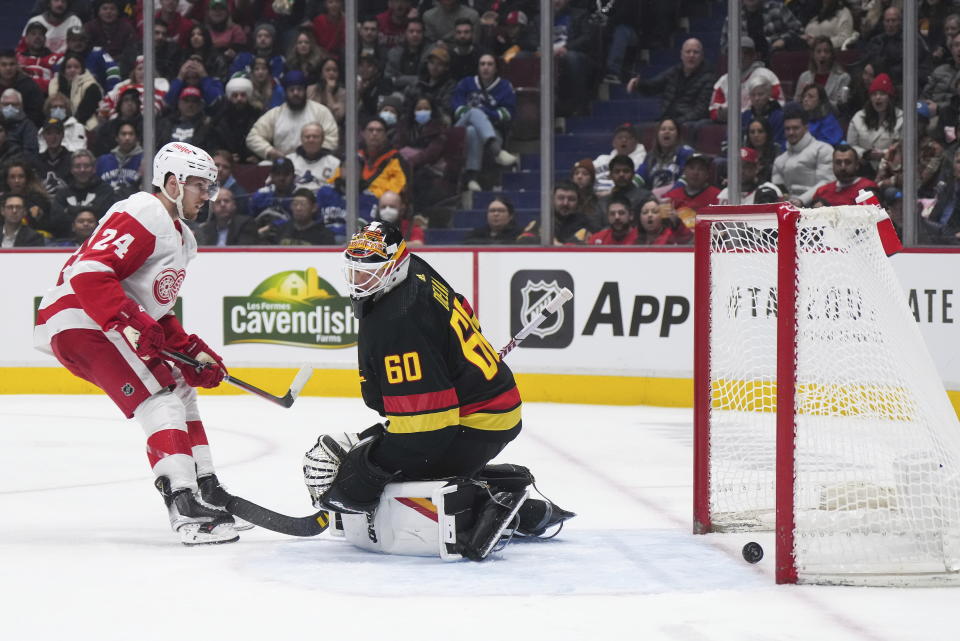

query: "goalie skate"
left=155, top=477, right=239, bottom=546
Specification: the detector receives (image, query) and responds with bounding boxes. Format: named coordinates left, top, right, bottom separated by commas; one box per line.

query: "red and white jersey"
left=34, top=191, right=197, bottom=353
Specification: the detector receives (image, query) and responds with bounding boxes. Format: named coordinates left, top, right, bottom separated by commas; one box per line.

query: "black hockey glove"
left=320, top=437, right=397, bottom=515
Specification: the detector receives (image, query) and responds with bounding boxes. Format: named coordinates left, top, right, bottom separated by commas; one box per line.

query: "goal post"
left=693, top=202, right=960, bottom=586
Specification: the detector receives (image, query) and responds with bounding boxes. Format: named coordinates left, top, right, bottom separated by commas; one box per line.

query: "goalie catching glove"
left=303, top=431, right=362, bottom=508
left=304, top=432, right=397, bottom=514
left=105, top=299, right=166, bottom=359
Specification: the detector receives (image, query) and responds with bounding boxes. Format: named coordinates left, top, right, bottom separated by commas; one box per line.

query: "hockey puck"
left=742, top=541, right=763, bottom=564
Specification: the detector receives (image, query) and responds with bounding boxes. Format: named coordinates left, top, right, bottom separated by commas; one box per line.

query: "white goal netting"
left=706, top=205, right=960, bottom=584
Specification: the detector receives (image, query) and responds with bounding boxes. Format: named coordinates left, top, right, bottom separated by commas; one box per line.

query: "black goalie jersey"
left=358, top=254, right=522, bottom=474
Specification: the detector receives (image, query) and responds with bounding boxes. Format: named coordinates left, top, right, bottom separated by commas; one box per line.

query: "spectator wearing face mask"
left=40, top=94, right=86, bottom=152
left=1, top=88, right=39, bottom=157
left=377, top=94, right=404, bottom=141
left=0, top=49, right=46, bottom=126
left=374, top=189, right=424, bottom=246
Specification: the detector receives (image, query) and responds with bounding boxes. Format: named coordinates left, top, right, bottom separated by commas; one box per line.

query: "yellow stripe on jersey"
left=387, top=408, right=460, bottom=433
left=459, top=405, right=522, bottom=431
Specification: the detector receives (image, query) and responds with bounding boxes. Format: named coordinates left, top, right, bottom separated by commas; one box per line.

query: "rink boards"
left=3, top=246, right=960, bottom=408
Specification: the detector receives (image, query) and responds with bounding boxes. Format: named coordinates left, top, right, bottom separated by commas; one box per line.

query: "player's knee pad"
left=170, top=375, right=200, bottom=422
left=336, top=480, right=482, bottom=561
left=133, top=391, right=187, bottom=437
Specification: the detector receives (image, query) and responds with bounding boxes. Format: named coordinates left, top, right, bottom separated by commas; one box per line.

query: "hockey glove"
left=320, top=437, right=397, bottom=514
left=106, top=299, right=165, bottom=359
left=303, top=432, right=361, bottom=508
left=176, top=335, right=227, bottom=388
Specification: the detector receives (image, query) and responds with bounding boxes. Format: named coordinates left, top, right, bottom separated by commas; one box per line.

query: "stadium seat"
left=425, top=228, right=470, bottom=244
left=503, top=57, right=540, bottom=89
left=694, top=123, right=727, bottom=156
left=233, top=164, right=270, bottom=193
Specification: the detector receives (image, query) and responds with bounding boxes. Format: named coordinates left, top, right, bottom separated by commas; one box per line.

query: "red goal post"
left=693, top=202, right=960, bottom=586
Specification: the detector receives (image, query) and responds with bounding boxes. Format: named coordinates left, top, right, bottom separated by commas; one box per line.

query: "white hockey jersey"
left=34, top=191, right=197, bottom=354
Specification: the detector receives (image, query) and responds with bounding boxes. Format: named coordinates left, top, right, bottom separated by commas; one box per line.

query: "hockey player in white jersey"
left=34, top=142, right=245, bottom=545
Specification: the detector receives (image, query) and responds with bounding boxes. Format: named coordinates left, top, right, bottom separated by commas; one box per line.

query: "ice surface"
left=0, top=396, right=953, bottom=640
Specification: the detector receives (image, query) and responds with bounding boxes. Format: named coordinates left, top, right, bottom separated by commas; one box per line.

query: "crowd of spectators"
left=0, top=1, right=957, bottom=248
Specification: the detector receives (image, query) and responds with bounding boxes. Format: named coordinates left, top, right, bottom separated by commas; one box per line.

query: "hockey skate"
left=198, top=474, right=254, bottom=531
left=457, top=490, right=528, bottom=561
left=155, top=476, right=239, bottom=545
left=516, top=498, right=576, bottom=538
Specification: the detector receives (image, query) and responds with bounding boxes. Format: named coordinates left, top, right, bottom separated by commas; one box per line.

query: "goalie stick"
left=225, top=288, right=575, bottom=537
left=162, top=349, right=313, bottom=409
left=498, top=287, right=573, bottom=358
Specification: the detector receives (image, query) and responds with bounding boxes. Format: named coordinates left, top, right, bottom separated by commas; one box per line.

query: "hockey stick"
left=223, top=289, right=576, bottom=538
left=498, top=287, right=573, bottom=358
left=227, top=494, right=330, bottom=536
left=162, top=350, right=313, bottom=409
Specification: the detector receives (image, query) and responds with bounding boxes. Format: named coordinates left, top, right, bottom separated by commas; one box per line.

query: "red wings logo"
left=154, top=268, right=185, bottom=305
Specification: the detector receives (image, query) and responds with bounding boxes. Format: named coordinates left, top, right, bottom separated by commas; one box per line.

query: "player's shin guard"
left=186, top=420, right=215, bottom=477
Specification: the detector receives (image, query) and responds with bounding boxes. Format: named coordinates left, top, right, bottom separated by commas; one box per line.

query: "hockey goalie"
left=303, top=222, right=574, bottom=561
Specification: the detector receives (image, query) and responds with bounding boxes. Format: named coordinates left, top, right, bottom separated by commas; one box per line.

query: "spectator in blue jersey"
left=316, top=183, right=377, bottom=241
left=636, top=118, right=695, bottom=195
left=452, top=53, right=517, bottom=192
left=799, top=83, right=844, bottom=147
left=249, top=55, right=285, bottom=112
left=165, top=56, right=225, bottom=116
left=229, top=23, right=285, bottom=81
left=60, top=25, right=120, bottom=93
left=94, top=119, right=142, bottom=197
left=741, top=74, right=785, bottom=150
left=262, top=188, right=336, bottom=246
left=251, top=156, right=298, bottom=223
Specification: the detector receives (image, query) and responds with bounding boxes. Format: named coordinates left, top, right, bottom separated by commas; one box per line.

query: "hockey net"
left=693, top=203, right=960, bottom=585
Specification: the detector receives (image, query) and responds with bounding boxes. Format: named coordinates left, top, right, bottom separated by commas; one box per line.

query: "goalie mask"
left=343, top=221, right=410, bottom=318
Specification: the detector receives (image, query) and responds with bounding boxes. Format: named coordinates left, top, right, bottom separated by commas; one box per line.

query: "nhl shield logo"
left=510, top=270, right=574, bottom=349
left=520, top=280, right=566, bottom=339
left=121, top=383, right=135, bottom=397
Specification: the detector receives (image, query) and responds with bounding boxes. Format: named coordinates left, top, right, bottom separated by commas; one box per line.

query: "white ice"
left=0, top=396, right=954, bottom=640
